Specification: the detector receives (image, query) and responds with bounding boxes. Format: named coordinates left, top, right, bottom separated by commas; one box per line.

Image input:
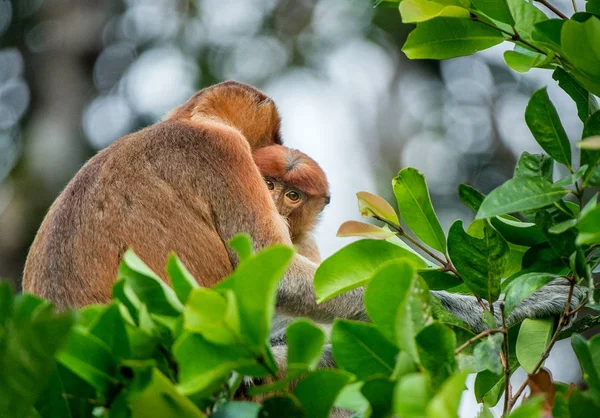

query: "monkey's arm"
left=432, top=278, right=585, bottom=333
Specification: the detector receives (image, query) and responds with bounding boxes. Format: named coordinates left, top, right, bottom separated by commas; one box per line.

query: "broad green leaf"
left=334, top=381, right=370, bottom=413
left=426, top=369, right=470, bottom=418
left=55, top=326, right=118, bottom=393
left=87, top=303, right=131, bottom=359
left=0, top=294, right=74, bottom=418
left=571, top=67, right=600, bottom=97
left=561, top=17, right=600, bottom=80
left=554, top=164, right=588, bottom=187
left=402, top=18, right=504, bottom=60
left=314, top=239, right=427, bottom=303
left=458, top=183, right=485, bottom=212
left=504, top=49, right=547, bottom=73
left=416, top=322, right=457, bottom=388
left=576, top=204, right=600, bottom=246
left=548, top=218, right=577, bottom=234
left=400, top=0, right=469, bottom=23
left=507, top=0, right=549, bottom=42
left=418, top=269, right=463, bottom=290
left=336, top=220, right=396, bottom=240
left=393, top=167, right=446, bottom=253
left=475, top=370, right=505, bottom=406
left=513, top=152, right=553, bottom=181
left=569, top=389, right=600, bottom=418
left=259, top=395, right=304, bottom=418
left=293, top=370, right=353, bottom=418
left=394, top=373, right=430, bottom=418
left=581, top=111, right=600, bottom=186
left=286, top=319, right=326, bottom=378
left=128, top=368, right=205, bottom=418
left=34, top=364, right=73, bottom=418
left=184, top=288, right=241, bottom=345
left=516, top=318, right=554, bottom=373
left=448, top=221, right=509, bottom=303
left=215, top=245, right=293, bottom=349
left=503, top=273, right=559, bottom=315
left=463, top=333, right=504, bottom=375
left=473, top=0, right=514, bottom=25
left=118, top=249, right=184, bottom=316
left=361, top=378, right=395, bottom=418
left=572, top=334, right=600, bottom=392
left=357, top=191, right=400, bottom=225
left=531, top=19, right=563, bottom=53
left=174, top=333, right=257, bottom=396
left=588, top=0, right=600, bottom=15
left=476, top=176, right=568, bottom=219
left=331, top=320, right=398, bottom=379
left=166, top=253, right=199, bottom=304
left=364, top=261, right=432, bottom=361
left=229, top=233, right=254, bottom=262
left=212, top=402, right=260, bottom=418
left=490, top=216, right=547, bottom=247
left=525, top=88, right=572, bottom=168
left=507, top=396, right=544, bottom=418
left=553, top=67, right=599, bottom=123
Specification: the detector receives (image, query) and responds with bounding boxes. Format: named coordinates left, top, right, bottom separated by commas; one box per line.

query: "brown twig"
left=455, top=328, right=505, bottom=354
left=501, top=302, right=512, bottom=415
left=508, top=277, right=576, bottom=409
left=534, top=0, right=569, bottom=19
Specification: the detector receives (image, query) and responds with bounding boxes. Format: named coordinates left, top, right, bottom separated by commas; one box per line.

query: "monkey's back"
left=23, top=121, right=235, bottom=308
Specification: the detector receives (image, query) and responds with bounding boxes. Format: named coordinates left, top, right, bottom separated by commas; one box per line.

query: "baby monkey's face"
left=263, top=177, right=305, bottom=218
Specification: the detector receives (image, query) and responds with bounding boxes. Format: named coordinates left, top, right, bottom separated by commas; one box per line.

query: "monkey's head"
left=253, top=145, right=330, bottom=240
left=167, top=80, right=282, bottom=149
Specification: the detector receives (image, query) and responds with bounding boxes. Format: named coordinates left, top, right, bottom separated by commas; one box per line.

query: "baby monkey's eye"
left=265, top=179, right=275, bottom=190
left=286, top=190, right=300, bottom=202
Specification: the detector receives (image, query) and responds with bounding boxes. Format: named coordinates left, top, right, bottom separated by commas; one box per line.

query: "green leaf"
left=507, top=396, right=544, bottom=418
left=514, top=152, right=554, bottom=181
left=361, top=377, right=395, bottom=418
left=174, top=333, right=257, bottom=396
left=128, top=368, right=205, bottom=418
left=418, top=269, right=463, bottom=291
left=184, top=288, right=241, bottom=345
left=216, top=245, right=293, bottom=349
left=507, top=0, right=549, bottom=42
left=314, top=239, right=427, bottom=303
left=588, top=0, right=600, bottom=15
left=334, top=382, right=370, bottom=413
left=293, top=370, right=353, bottom=418
left=212, top=402, right=260, bottom=418
left=490, top=216, right=547, bottom=247
left=504, top=273, right=559, bottom=315
left=400, top=0, right=469, bottom=23
left=259, top=395, right=304, bottom=418
left=394, top=373, right=430, bottom=418
left=286, top=319, right=326, bottom=378
left=364, top=260, right=431, bottom=361
left=531, top=19, right=563, bottom=52
left=87, top=303, right=131, bottom=359
left=357, top=191, right=400, bottom=225
left=34, top=364, right=73, bottom=418
left=416, top=322, right=457, bottom=388
left=569, top=389, right=600, bottom=418
left=516, top=318, right=554, bottom=373
left=118, top=249, right=184, bottom=316
left=402, top=18, right=504, bottom=60
left=504, top=49, right=547, bottom=73
left=576, top=204, right=600, bottom=246
left=468, top=333, right=504, bottom=375
left=448, top=220, right=509, bottom=303
left=55, top=326, right=118, bottom=393
left=581, top=111, right=600, bottom=186
left=166, top=253, right=199, bottom=305
left=473, top=0, right=514, bottom=25
left=426, top=369, right=470, bottom=418
left=554, top=164, right=588, bottom=187
left=476, top=176, right=568, bottom=219
left=561, top=17, right=600, bottom=80
left=525, top=88, right=572, bottom=168
left=336, top=220, right=397, bottom=240
left=475, top=370, right=505, bottom=407
left=229, top=233, right=254, bottom=262
left=331, top=320, right=398, bottom=379
left=548, top=218, right=577, bottom=234
left=458, top=183, right=485, bottom=212
left=572, top=334, right=600, bottom=392
left=393, top=167, right=446, bottom=253
left=553, top=67, right=599, bottom=123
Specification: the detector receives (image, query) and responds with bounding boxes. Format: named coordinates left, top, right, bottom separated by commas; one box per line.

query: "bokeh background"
left=0, top=0, right=590, bottom=415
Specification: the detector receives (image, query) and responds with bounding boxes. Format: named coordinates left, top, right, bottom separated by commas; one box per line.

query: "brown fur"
left=22, top=80, right=366, bottom=324
left=253, top=145, right=330, bottom=262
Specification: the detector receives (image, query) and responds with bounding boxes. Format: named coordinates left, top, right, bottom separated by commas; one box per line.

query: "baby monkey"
left=253, top=144, right=330, bottom=262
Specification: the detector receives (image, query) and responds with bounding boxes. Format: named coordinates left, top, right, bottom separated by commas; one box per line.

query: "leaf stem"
left=534, top=0, right=569, bottom=19
left=507, top=277, right=576, bottom=408
left=501, top=302, right=512, bottom=415
left=454, top=328, right=505, bottom=354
